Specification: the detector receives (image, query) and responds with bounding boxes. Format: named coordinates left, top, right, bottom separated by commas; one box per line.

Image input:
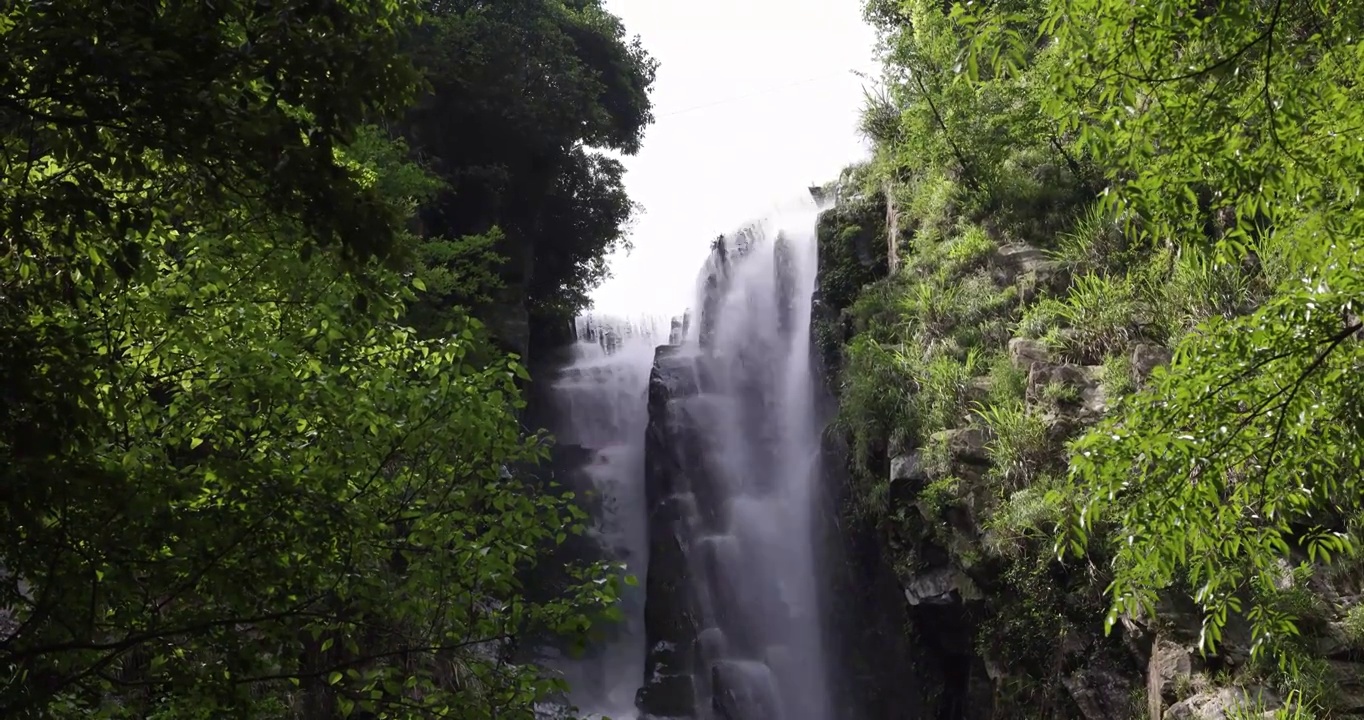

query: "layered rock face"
left=811, top=177, right=1364, bottom=720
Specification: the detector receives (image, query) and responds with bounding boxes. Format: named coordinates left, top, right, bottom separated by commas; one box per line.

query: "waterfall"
left=545, top=194, right=835, bottom=720
left=542, top=316, right=664, bottom=719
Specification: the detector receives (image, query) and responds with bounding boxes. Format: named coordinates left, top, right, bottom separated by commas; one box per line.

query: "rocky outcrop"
left=637, top=345, right=707, bottom=717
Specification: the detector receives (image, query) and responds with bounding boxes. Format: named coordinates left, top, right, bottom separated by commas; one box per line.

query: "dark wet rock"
left=649, top=346, right=702, bottom=401
left=636, top=672, right=698, bottom=718
left=669, top=316, right=685, bottom=345
left=774, top=235, right=798, bottom=337
left=903, top=568, right=962, bottom=606
left=639, top=346, right=710, bottom=718
left=1063, top=669, right=1138, bottom=720
left=711, top=660, right=780, bottom=720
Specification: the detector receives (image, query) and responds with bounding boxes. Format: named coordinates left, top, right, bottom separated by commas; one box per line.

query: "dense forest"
left=0, top=1, right=654, bottom=717
left=815, top=0, right=1364, bottom=716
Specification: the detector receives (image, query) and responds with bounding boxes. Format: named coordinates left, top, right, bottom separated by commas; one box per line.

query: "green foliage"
left=986, top=355, right=1029, bottom=407
left=838, top=335, right=918, bottom=484
left=0, top=0, right=423, bottom=264
left=1344, top=604, right=1364, bottom=649
left=1047, top=272, right=1150, bottom=364
left=1008, top=0, right=1364, bottom=667
left=1099, top=351, right=1135, bottom=400
left=818, top=190, right=892, bottom=317
left=976, top=401, right=1050, bottom=490
left=1062, top=275, right=1364, bottom=661
left=1152, top=246, right=1265, bottom=344
left=0, top=3, right=637, bottom=716
left=403, top=0, right=659, bottom=321
left=912, top=347, right=986, bottom=433
left=984, top=475, right=1067, bottom=559
left=1050, top=202, right=1140, bottom=278
left=942, top=224, right=995, bottom=276
left=919, top=476, right=963, bottom=519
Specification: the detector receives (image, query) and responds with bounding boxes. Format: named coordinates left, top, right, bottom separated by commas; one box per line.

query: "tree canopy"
left=1, top=0, right=650, bottom=716
left=401, top=0, right=658, bottom=333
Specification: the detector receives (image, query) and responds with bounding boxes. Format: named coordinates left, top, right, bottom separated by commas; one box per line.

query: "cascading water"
left=546, top=194, right=835, bottom=720
left=672, top=197, right=830, bottom=720
left=542, top=316, right=664, bottom=719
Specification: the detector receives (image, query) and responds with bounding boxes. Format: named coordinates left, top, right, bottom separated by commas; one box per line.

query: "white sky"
left=587, top=0, right=878, bottom=319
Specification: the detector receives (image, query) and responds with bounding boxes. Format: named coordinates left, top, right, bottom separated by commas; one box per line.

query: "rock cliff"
left=813, top=167, right=1364, bottom=720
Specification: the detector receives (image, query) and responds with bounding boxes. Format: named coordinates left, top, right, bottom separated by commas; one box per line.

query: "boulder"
left=649, top=346, right=703, bottom=401
left=636, top=672, right=698, bottom=718
left=930, top=428, right=991, bottom=467
left=1132, top=344, right=1173, bottom=383
left=964, top=376, right=993, bottom=406
left=889, top=451, right=928, bottom=508
left=903, top=568, right=962, bottom=606
left=1027, top=362, right=1107, bottom=417
left=1148, top=637, right=1201, bottom=709
left=993, top=244, right=1070, bottom=299
left=1008, top=337, right=1052, bottom=370
left=1326, top=659, right=1364, bottom=714
left=993, top=243, right=1051, bottom=276
left=1165, top=686, right=1280, bottom=720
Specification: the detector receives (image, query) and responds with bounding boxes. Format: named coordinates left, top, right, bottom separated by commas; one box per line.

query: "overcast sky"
left=587, top=0, right=878, bottom=319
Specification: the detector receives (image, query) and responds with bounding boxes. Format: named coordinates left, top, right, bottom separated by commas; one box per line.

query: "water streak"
left=543, top=316, right=664, bottom=719
left=678, top=196, right=830, bottom=720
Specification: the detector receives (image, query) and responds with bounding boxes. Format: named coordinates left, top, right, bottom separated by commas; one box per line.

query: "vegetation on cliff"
left=0, top=1, right=653, bottom=717
left=819, top=0, right=1364, bottom=716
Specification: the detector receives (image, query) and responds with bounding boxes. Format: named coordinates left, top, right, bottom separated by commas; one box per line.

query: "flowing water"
left=545, top=195, right=833, bottom=720
left=543, top=317, right=665, bottom=719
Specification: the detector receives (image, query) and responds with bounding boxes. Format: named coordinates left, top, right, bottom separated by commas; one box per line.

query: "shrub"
left=1343, top=604, right=1364, bottom=649
left=1099, top=351, right=1135, bottom=400
left=1154, top=246, right=1261, bottom=342
left=987, top=354, right=1029, bottom=407
left=1050, top=201, right=1142, bottom=277
left=1050, top=272, right=1148, bottom=363
left=919, top=475, right=962, bottom=518
left=983, top=475, right=1067, bottom=558
left=906, top=170, right=961, bottom=246
left=943, top=224, right=996, bottom=276
left=839, top=334, right=918, bottom=479
left=976, top=401, right=1051, bottom=490
left=912, top=346, right=986, bottom=432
